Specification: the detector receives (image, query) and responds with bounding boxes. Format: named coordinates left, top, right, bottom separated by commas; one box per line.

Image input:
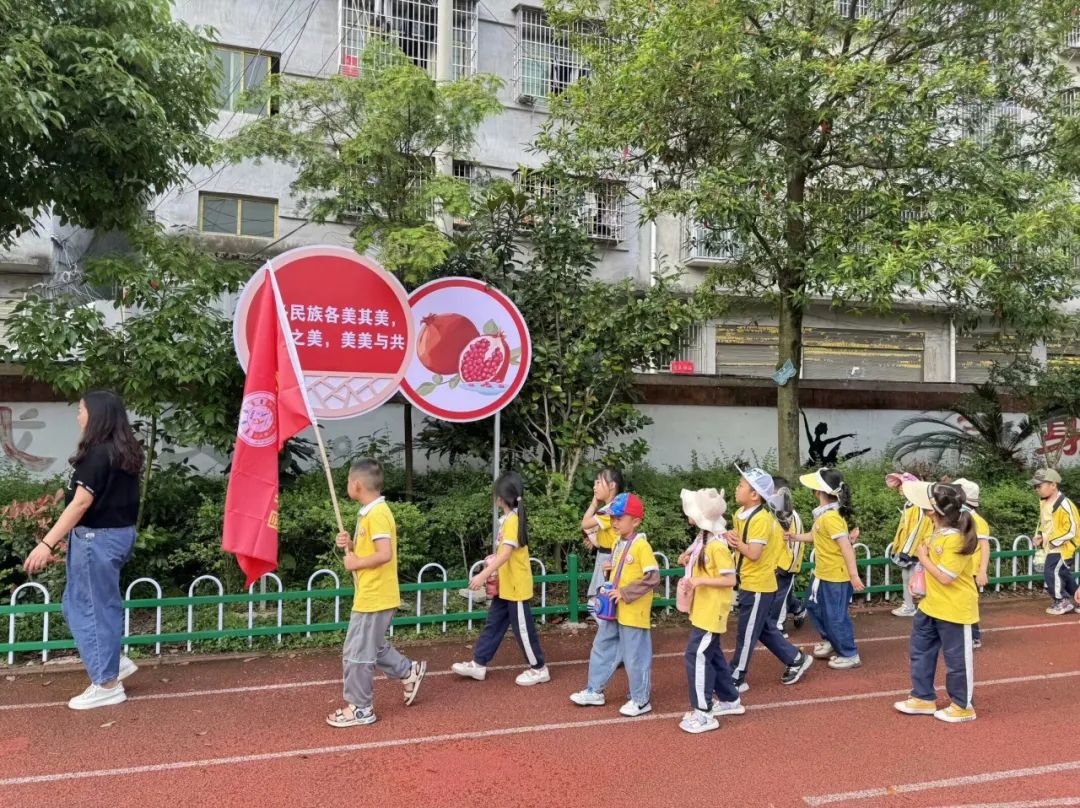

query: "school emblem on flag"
left=238, top=392, right=278, bottom=448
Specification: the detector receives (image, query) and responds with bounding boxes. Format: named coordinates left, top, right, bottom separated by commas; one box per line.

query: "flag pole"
left=266, top=266, right=346, bottom=538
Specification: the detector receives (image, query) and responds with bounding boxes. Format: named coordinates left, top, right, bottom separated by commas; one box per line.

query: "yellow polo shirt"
left=609, top=533, right=659, bottom=629
left=891, top=504, right=932, bottom=556
left=969, top=509, right=991, bottom=572
left=920, top=528, right=979, bottom=625
left=689, top=538, right=737, bottom=634
left=351, top=497, right=400, bottom=613
left=811, top=504, right=852, bottom=584
left=497, top=511, right=533, bottom=601
left=1040, top=494, right=1079, bottom=561
left=592, top=510, right=618, bottom=552
left=731, top=505, right=781, bottom=593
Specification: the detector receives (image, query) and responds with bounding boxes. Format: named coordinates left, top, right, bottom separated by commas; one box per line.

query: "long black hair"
left=927, top=483, right=978, bottom=555
left=70, top=390, right=144, bottom=476
left=496, top=470, right=528, bottom=547
left=597, top=465, right=625, bottom=498
left=818, top=468, right=854, bottom=522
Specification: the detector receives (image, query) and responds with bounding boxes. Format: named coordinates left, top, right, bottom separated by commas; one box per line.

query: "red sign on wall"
left=233, top=246, right=414, bottom=420
left=670, top=360, right=696, bottom=375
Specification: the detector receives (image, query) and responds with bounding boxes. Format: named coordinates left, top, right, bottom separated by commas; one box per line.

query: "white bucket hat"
left=680, top=487, right=727, bottom=535
left=736, top=465, right=776, bottom=503
left=952, top=477, right=980, bottom=507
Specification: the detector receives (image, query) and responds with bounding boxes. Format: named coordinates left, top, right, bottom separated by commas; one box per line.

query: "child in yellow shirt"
left=953, top=478, right=991, bottom=648
left=885, top=472, right=932, bottom=618
left=767, top=476, right=807, bottom=636
left=327, top=459, right=427, bottom=728
left=677, top=488, right=742, bottom=734
left=452, top=472, right=549, bottom=686
left=581, top=466, right=624, bottom=617
left=1030, top=468, right=1080, bottom=615
left=894, top=482, right=980, bottom=723
left=793, top=468, right=865, bottom=670
left=571, top=493, right=660, bottom=716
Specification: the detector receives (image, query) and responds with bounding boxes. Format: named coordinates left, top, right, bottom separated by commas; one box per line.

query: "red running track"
left=1, top=600, right=1078, bottom=808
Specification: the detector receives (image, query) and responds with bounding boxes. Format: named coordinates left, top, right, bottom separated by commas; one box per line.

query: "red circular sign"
left=399, top=277, right=531, bottom=422
left=233, top=246, right=414, bottom=420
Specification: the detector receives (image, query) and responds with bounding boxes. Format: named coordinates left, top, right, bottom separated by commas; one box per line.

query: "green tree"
left=421, top=180, right=714, bottom=498
left=0, top=229, right=251, bottom=521
left=541, top=0, right=1080, bottom=478
left=227, top=42, right=502, bottom=285
left=0, top=0, right=218, bottom=244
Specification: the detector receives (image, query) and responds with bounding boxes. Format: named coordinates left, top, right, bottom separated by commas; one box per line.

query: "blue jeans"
left=806, top=577, right=858, bottom=658
left=586, top=617, right=652, bottom=706
left=62, top=525, right=137, bottom=685
left=910, top=611, right=974, bottom=709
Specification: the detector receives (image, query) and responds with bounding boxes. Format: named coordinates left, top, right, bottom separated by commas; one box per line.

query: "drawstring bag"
left=1033, top=547, right=1047, bottom=573
left=676, top=534, right=704, bottom=613
left=909, top=563, right=927, bottom=598
left=596, top=535, right=638, bottom=621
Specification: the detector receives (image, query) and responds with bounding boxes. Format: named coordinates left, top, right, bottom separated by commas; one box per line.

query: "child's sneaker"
left=891, top=604, right=918, bottom=617
left=68, top=683, right=126, bottom=711
left=792, top=609, right=807, bottom=630
left=731, top=675, right=750, bottom=694
left=451, top=660, right=487, bottom=681
left=934, top=704, right=976, bottom=723
left=569, top=688, right=605, bottom=706
left=1046, top=600, right=1075, bottom=616
left=711, top=698, right=745, bottom=717
left=618, top=700, right=652, bottom=717
left=972, top=638, right=982, bottom=650
left=828, top=654, right=862, bottom=670
left=515, top=666, right=550, bottom=686
left=780, top=652, right=813, bottom=685
left=812, top=641, right=834, bottom=659
left=679, top=709, right=719, bottom=734
left=117, top=655, right=138, bottom=682
left=402, top=660, right=427, bottom=705
left=894, top=697, right=937, bottom=716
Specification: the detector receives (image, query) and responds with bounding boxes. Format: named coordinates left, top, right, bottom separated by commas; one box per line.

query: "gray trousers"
left=342, top=609, right=412, bottom=710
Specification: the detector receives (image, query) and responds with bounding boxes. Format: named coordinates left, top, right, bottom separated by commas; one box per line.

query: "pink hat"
left=885, top=472, right=919, bottom=489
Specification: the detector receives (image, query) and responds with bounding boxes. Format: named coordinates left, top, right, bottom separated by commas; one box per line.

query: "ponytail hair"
left=928, top=483, right=978, bottom=555
left=496, top=471, right=528, bottom=547
left=819, top=468, right=854, bottom=523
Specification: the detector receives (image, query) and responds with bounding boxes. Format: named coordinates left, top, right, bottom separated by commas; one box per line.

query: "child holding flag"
left=327, top=459, right=427, bottom=727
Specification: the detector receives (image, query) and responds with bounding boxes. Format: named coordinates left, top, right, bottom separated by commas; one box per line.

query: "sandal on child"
left=326, top=705, right=376, bottom=728
left=402, top=661, right=427, bottom=706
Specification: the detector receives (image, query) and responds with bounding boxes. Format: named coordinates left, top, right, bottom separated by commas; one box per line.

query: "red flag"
left=222, top=266, right=314, bottom=587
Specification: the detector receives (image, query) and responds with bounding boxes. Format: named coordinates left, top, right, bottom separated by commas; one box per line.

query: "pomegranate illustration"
left=416, top=313, right=480, bottom=375
left=459, top=332, right=511, bottom=389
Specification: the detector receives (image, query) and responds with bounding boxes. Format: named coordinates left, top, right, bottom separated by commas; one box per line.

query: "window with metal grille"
left=960, top=101, right=1022, bottom=143
left=834, top=0, right=873, bottom=17
left=684, top=220, right=742, bottom=264
left=636, top=324, right=707, bottom=374
left=514, top=6, right=593, bottom=102
left=517, top=172, right=624, bottom=241
left=338, top=0, right=476, bottom=78
left=213, top=46, right=274, bottom=114
left=199, top=194, right=277, bottom=239
left=452, top=1, right=478, bottom=78
left=1068, top=18, right=1080, bottom=49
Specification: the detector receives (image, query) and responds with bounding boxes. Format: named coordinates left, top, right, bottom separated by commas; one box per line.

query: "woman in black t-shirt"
left=23, top=390, right=144, bottom=711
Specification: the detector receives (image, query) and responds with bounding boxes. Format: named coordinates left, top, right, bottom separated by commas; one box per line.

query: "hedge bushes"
left=0, top=457, right=1057, bottom=597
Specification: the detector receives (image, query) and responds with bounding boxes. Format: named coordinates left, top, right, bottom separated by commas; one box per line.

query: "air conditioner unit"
left=517, top=93, right=536, bottom=106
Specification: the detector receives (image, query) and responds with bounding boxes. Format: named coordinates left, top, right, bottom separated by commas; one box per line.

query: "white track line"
left=928, top=800, right=1080, bottom=808
left=2, top=668, right=1078, bottom=789
left=803, top=760, right=1080, bottom=805
left=1, top=618, right=1075, bottom=713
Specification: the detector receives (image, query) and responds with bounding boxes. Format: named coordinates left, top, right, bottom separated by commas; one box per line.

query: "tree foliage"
left=541, top=0, right=1080, bottom=477
left=0, top=229, right=252, bottom=483
left=228, top=42, right=502, bottom=284
left=0, top=0, right=218, bottom=244
left=421, top=181, right=715, bottom=497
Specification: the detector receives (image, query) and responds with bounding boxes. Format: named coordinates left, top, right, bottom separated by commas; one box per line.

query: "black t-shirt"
left=64, top=445, right=140, bottom=528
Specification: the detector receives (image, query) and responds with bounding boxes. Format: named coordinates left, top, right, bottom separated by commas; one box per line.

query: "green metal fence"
left=0, top=541, right=1063, bottom=664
